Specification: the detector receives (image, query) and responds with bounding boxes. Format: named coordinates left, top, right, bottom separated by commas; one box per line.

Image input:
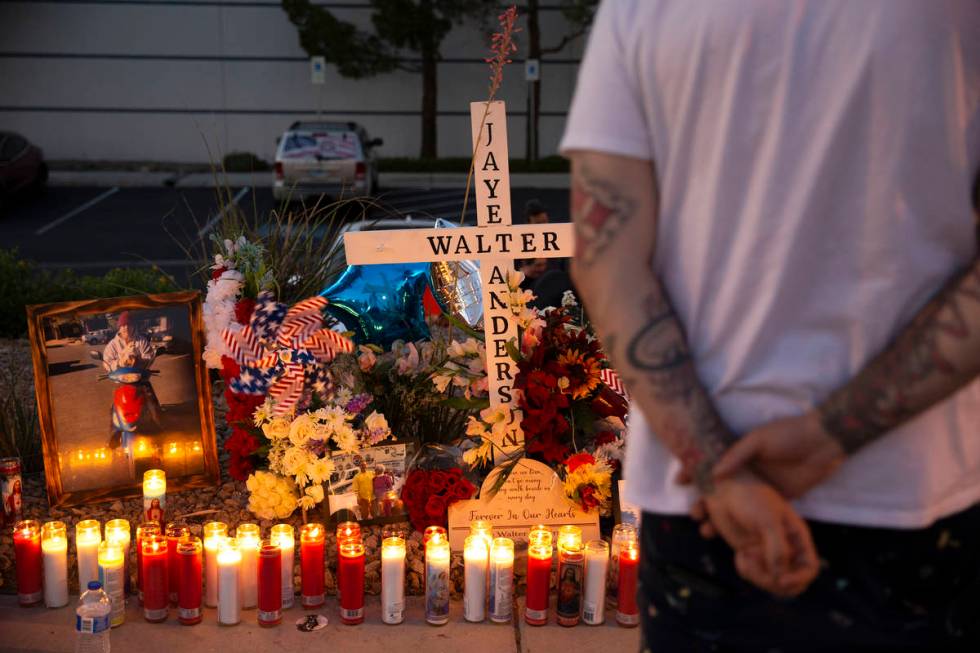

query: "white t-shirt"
left=560, top=0, right=980, bottom=529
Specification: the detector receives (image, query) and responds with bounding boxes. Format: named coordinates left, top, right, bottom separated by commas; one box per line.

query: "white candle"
left=104, top=519, right=131, bottom=597
left=41, top=521, right=68, bottom=608
left=203, top=521, right=228, bottom=608
left=488, top=538, right=514, bottom=624
left=98, top=541, right=126, bottom=627
left=463, top=535, right=488, bottom=622
left=142, top=469, right=166, bottom=525
left=75, top=519, right=101, bottom=592
left=380, top=536, right=406, bottom=625
left=217, top=538, right=241, bottom=626
left=270, top=524, right=294, bottom=609
left=424, top=535, right=451, bottom=626
left=236, top=524, right=260, bottom=609
left=582, top=540, right=609, bottom=625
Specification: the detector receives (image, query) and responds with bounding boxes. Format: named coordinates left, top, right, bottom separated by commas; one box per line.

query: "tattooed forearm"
left=819, top=264, right=980, bottom=453
left=571, top=164, right=635, bottom=266
left=569, top=154, right=736, bottom=493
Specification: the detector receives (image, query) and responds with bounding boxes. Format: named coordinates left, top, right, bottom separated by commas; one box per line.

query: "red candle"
left=258, top=540, right=282, bottom=627
left=177, top=537, right=202, bottom=625
left=135, top=522, right=160, bottom=605
left=300, top=523, right=325, bottom=608
left=334, top=522, right=359, bottom=602
left=141, top=535, right=169, bottom=622
left=13, top=520, right=42, bottom=606
left=616, top=543, right=639, bottom=627
left=338, top=541, right=365, bottom=625
left=165, top=523, right=189, bottom=605
left=525, top=544, right=552, bottom=626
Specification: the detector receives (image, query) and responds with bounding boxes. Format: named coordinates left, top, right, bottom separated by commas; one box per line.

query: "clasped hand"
left=683, top=411, right=845, bottom=597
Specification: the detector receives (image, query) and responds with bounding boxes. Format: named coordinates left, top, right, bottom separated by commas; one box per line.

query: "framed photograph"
left=26, top=291, right=220, bottom=507
left=324, top=442, right=413, bottom=525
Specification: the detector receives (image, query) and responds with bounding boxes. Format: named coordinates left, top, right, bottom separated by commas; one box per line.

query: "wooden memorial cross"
left=343, top=101, right=575, bottom=456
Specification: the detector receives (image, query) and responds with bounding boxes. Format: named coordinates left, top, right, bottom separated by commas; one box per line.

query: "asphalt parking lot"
left=1, top=184, right=570, bottom=285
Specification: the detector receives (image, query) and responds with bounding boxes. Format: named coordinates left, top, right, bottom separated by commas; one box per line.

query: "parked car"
left=0, top=131, right=46, bottom=211
left=273, top=121, right=382, bottom=201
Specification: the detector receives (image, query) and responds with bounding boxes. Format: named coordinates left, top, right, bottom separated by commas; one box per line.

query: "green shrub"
left=222, top=151, right=270, bottom=172
left=0, top=249, right=181, bottom=338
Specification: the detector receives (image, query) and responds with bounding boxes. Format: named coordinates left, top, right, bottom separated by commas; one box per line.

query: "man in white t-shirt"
left=560, top=1, right=980, bottom=650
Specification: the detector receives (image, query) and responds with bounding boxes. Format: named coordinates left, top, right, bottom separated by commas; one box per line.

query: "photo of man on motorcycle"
left=100, top=311, right=164, bottom=449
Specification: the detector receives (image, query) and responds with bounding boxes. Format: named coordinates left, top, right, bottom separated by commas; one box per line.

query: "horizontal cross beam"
left=344, top=223, right=575, bottom=265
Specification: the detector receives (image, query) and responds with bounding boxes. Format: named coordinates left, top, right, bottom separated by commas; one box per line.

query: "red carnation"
left=566, top=452, right=596, bottom=473
left=211, top=266, right=227, bottom=280
left=234, top=297, right=256, bottom=325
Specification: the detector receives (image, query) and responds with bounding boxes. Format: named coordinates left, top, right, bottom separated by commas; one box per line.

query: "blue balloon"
left=321, top=262, right=432, bottom=347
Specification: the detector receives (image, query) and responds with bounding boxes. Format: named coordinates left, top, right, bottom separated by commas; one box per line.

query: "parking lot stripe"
left=196, top=186, right=250, bottom=238
left=34, top=187, right=120, bottom=236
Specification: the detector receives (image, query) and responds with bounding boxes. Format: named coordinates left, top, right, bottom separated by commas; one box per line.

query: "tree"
left=282, top=0, right=493, bottom=158
left=522, top=0, right=597, bottom=161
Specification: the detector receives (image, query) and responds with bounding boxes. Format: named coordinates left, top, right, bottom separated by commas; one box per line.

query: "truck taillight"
left=355, top=162, right=366, bottom=180
left=274, top=162, right=283, bottom=180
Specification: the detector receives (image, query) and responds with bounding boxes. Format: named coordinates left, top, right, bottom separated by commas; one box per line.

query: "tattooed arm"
left=568, top=152, right=732, bottom=488
left=567, top=150, right=819, bottom=596
left=716, top=262, right=980, bottom=497
left=714, top=178, right=980, bottom=498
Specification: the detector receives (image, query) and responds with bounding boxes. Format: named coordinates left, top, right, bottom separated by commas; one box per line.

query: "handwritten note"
left=447, top=458, right=599, bottom=551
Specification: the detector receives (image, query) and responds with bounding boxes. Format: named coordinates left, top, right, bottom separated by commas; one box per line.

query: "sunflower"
left=556, top=348, right=603, bottom=400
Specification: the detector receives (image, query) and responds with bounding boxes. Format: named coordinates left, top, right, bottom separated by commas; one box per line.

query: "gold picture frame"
left=26, top=291, right=220, bottom=507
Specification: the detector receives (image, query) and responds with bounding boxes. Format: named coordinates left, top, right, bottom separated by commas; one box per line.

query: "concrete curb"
left=48, top=170, right=570, bottom=190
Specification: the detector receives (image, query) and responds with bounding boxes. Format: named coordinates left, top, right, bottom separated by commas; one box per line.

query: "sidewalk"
left=0, top=594, right=639, bottom=653
left=47, top=170, right=571, bottom=190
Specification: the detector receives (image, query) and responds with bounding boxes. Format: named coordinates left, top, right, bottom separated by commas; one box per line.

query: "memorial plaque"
left=447, top=458, right=599, bottom=551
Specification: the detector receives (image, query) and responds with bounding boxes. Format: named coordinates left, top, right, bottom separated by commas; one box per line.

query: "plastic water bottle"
left=75, top=581, right=111, bottom=653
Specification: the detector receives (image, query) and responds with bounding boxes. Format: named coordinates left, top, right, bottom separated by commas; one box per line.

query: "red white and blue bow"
left=222, top=293, right=354, bottom=415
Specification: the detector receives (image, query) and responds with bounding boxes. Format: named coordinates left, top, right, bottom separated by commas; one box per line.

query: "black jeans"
left=639, top=504, right=980, bottom=653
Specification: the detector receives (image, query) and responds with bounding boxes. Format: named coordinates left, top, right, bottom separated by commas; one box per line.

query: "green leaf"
left=505, top=338, right=523, bottom=363
left=440, top=396, right=490, bottom=411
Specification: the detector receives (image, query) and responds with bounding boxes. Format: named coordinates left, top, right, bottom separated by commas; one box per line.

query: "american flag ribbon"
left=600, top=368, right=629, bottom=400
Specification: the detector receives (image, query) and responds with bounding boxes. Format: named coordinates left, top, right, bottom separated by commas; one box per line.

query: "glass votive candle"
left=75, top=519, right=101, bottom=594
left=41, top=521, right=69, bottom=608
left=488, top=537, right=514, bottom=624
left=424, top=534, right=450, bottom=626
left=270, top=524, right=295, bottom=609
left=582, top=540, right=609, bottom=625
left=135, top=522, right=161, bottom=605
left=142, top=469, right=166, bottom=525
left=217, top=537, right=242, bottom=626
left=257, top=539, right=282, bottom=627
left=300, top=523, right=325, bottom=609
left=338, top=540, right=365, bottom=625
left=14, top=519, right=42, bottom=606
left=380, top=536, right=406, bottom=625
left=141, top=535, right=168, bottom=622
left=177, top=537, right=203, bottom=625
left=104, top=519, right=131, bottom=597
left=165, top=522, right=190, bottom=605
left=203, top=521, right=228, bottom=608
left=236, top=523, right=261, bottom=610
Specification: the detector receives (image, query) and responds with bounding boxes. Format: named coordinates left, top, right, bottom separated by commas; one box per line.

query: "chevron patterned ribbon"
left=599, top=368, right=629, bottom=400
left=220, top=293, right=354, bottom=415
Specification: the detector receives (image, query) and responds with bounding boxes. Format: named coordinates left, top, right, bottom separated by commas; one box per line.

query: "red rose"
left=234, top=297, right=256, bottom=325
left=565, top=452, right=596, bottom=473
left=425, top=494, right=447, bottom=520
left=579, top=485, right=600, bottom=512
left=227, top=452, right=254, bottom=481
left=404, top=470, right=428, bottom=492
left=428, top=471, right=450, bottom=494
left=447, top=467, right=463, bottom=478
left=449, top=478, right=475, bottom=500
